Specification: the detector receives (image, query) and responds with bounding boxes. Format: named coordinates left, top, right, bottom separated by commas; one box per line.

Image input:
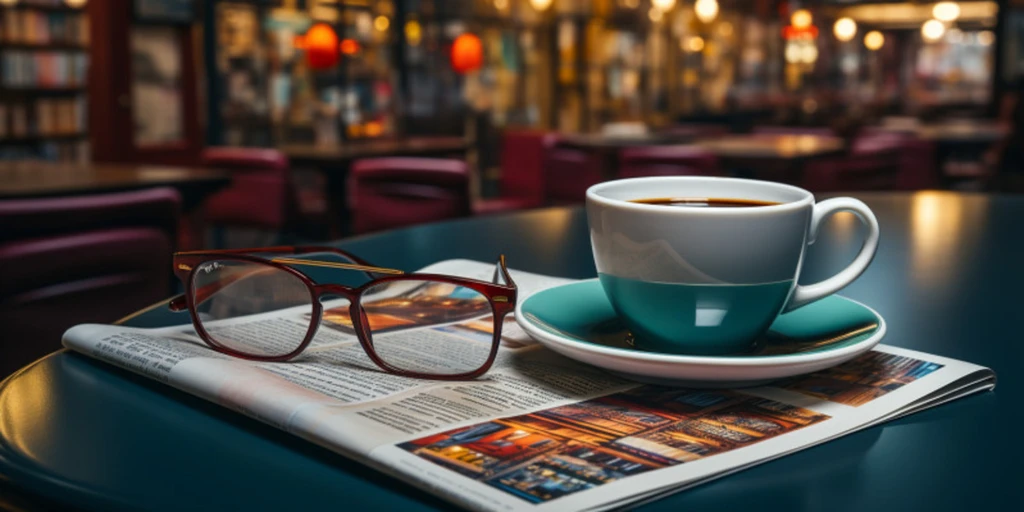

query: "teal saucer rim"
left=515, top=278, right=886, bottom=366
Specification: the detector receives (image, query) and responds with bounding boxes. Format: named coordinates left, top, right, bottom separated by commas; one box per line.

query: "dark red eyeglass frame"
left=167, top=246, right=517, bottom=380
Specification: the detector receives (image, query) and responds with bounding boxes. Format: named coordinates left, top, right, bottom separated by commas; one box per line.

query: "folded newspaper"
left=62, top=260, right=996, bottom=512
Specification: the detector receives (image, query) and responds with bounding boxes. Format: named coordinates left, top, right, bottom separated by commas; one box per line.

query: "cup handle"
left=784, top=197, right=880, bottom=313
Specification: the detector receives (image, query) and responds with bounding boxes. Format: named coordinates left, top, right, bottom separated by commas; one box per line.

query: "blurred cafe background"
left=1, top=0, right=1024, bottom=375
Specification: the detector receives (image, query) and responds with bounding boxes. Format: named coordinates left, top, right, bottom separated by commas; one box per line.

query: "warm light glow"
left=364, top=121, right=383, bottom=137
left=784, top=43, right=819, bottom=65
left=64, top=0, right=87, bottom=6
left=833, top=17, right=857, bottom=42
left=922, top=19, right=946, bottom=42
left=652, top=0, right=676, bottom=11
left=864, top=30, right=885, bottom=50
left=837, top=2, right=996, bottom=25
left=977, top=30, right=995, bottom=46
left=784, top=43, right=801, bottom=63
left=909, top=191, right=985, bottom=291
left=374, top=15, right=389, bottom=32
left=529, top=0, right=553, bottom=11
left=946, top=27, right=963, bottom=43
left=339, top=38, right=360, bottom=55
left=405, top=20, right=422, bottom=46
left=684, top=35, right=705, bottom=53
left=800, top=45, right=819, bottom=63
left=648, top=7, right=664, bottom=22
left=299, top=23, right=341, bottom=70
left=622, top=0, right=640, bottom=8
left=493, top=0, right=508, bottom=10
left=0, top=0, right=19, bottom=6
left=932, top=2, right=961, bottom=23
left=717, top=22, right=734, bottom=37
left=694, top=0, right=718, bottom=23
left=791, top=9, right=812, bottom=30
left=451, top=33, right=484, bottom=74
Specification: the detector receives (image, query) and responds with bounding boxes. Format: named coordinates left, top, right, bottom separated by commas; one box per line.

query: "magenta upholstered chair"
left=474, top=129, right=547, bottom=215
left=543, top=136, right=603, bottom=205
left=802, top=132, right=937, bottom=192
left=200, top=147, right=292, bottom=230
left=802, top=135, right=904, bottom=192
left=618, top=145, right=720, bottom=178
left=348, top=157, right=470, bottom=234
left=0, top=187, right=180, bottom=377
left=854, top=131, right=939, bottom=190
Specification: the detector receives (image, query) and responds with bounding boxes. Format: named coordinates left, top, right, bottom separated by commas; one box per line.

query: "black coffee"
left=630, top=197, right=781, bottom=208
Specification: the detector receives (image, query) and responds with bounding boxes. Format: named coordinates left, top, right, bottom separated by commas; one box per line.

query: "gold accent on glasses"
left=810, top=323, right=878, bottom=346
left=493, top=296, right=509, bottom=302
left=270, top=257, right=405, bottom=275
left=178, top=264, right=193, bottom=271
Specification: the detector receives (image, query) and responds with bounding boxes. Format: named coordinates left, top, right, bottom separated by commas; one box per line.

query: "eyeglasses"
left=168, top=246, right=517, bottom=380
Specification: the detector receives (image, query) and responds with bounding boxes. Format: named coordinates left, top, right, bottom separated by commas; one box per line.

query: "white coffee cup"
left=586, top=176, right=880, bottom=354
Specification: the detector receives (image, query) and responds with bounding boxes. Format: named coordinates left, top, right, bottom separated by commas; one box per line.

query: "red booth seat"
left=543, top=137, right=603, bottom=205
left=475, top=129, right=548, bottom=215
left=349, top=157, right=470, bottom=234
left=618, top=145, right=720, bottom=178
left=0, top=187, right=180, bottom=377
left=201, top=147, right=291, bottom=229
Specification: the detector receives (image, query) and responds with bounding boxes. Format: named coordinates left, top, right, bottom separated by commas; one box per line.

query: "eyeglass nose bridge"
left=313, top=283, right=358, bottom=302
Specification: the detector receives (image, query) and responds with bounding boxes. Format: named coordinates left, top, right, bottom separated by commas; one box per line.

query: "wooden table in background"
left=877, top=120, right=1008, bottom=145
left=280, top=137, right=469, bottom=166
left=558, top=132, right=689, bottom=151
left=878, top=120, right=1009, bottom=186
left=558, top=132, right=696, bottom=180
left=280, top=137, right=471, bottom=235
left=0, top=162, right=230, bottom=210
left=694, top=134, right=847, bottom=183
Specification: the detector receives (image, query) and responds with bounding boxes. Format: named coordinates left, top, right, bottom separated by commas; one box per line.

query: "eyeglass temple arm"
left=492, top=254, right=516, bottom=289
left=175, top=246, right=390, bottom=278
left=169, top=247, right=399, bottom=312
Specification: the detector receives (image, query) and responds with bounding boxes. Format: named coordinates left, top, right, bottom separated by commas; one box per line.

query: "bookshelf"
left=0, top=0, right=90, bottom=163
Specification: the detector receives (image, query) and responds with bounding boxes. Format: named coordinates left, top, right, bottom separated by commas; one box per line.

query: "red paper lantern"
left=451, top=33, right=483, bottom=74
left=300, top=23, right=340, bottom=70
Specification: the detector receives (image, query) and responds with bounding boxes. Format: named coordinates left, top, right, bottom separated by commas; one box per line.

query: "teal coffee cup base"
left=599, top=274, right=793, bottom=355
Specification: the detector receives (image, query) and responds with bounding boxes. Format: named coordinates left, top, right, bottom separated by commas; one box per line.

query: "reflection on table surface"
left=0, top=162, right=230, bottom=198
left=693, top=134, right=846, bottom=159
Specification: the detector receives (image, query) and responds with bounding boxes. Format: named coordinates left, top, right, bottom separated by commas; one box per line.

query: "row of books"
left=0, top=141, right=89, bottom=163
left=0, top=8, right=89, bottom=46
left=0, top=97, right=87, bottom=138
left=1, top=51, right=88, bottom=87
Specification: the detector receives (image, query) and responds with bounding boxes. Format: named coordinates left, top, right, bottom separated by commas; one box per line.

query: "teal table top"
left=1, top=192, right=1021, bottom=510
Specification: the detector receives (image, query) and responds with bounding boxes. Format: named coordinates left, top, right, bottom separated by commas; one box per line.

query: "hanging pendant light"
left=529, top=0, right=554, bottom=11
left=833, top=17, right=857, bottom=42
left=694, top=0, right=718, bottom=24
left=651, top=0, right=676, bottom=11
left=451, top=33, right=484, bottom=74
left=790, top=9, right=812, bottom=30
left=921, top=19, right=946, bottom=42
left=864, top=30, right=885, bottom=51
left=295, top=23, right=341, bottom=70
left=932, top=2, right=961, bottom=23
